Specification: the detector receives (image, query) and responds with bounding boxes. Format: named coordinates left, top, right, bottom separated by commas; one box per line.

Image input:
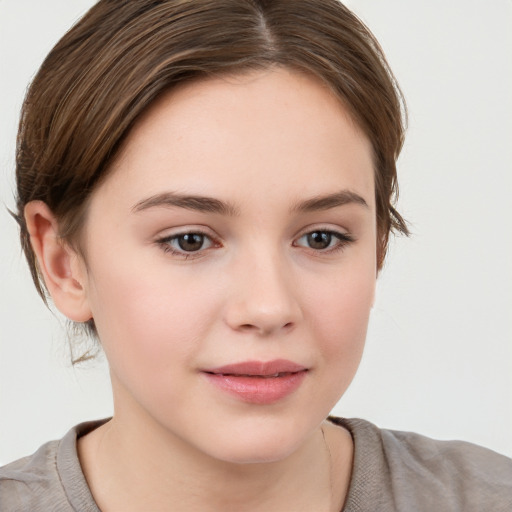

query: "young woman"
left=1, top=1, right=511, bottom=511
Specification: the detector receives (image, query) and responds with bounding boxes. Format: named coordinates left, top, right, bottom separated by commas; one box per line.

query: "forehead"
left=95, top=67, right=375, bottom=213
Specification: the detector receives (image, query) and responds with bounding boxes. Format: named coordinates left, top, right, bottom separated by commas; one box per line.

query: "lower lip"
left=203, top=371, right=307, bottom=405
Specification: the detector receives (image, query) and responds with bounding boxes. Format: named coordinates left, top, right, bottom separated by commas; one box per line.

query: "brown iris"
left=307, top=231, right=333, bottom=250
left=177, top=233, right=205, bottom=252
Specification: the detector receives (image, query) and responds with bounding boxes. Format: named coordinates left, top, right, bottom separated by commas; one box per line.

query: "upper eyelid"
left=156, top=225, right=217, bottom=239
left=294, top=224, right=351, bottom=238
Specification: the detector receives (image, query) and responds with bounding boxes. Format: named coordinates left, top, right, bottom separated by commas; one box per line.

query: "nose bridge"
left=224, top=241, right=302, bottom=335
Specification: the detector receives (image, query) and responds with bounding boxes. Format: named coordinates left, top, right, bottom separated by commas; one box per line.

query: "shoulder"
left=0, top=420, right=106, bottom=512
left=0, top=439, right=70, bottom=511
left=330, top=417, right=512, bottom=512
left=380, top=423, right=512, bottom=479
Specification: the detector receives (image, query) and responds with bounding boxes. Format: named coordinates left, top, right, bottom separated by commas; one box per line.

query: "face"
left=78, top=68, right=376, bottom=463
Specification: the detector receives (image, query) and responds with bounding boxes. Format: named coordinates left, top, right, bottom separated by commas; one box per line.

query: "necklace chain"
left=321, top=425, right=335, bottom=512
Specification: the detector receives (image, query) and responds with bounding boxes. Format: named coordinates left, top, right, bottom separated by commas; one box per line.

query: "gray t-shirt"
left=1, top=417, right=511, bottom=511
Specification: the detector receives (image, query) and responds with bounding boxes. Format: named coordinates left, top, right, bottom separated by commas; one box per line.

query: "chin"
left=193, top=415, right=314, bottom=466
left=210, top=441, right=298, bottom=465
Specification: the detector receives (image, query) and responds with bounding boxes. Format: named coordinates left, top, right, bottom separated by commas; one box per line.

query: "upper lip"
left=203, top=359, right=307, bottom=376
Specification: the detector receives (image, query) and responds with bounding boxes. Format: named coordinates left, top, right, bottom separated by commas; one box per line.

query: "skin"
left=26, top=67, right=377, bottom=511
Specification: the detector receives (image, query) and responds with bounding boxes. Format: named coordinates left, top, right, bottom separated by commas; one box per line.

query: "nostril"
left=236, top=321, right=294, bottom=334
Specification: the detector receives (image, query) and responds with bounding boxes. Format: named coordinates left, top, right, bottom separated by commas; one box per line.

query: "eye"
left=158, top=231, right=215, bottom=256
left=295, top=229, right=354, bottom=252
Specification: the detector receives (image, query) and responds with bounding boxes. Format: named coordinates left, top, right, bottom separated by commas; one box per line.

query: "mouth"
left=201, top=360, right=308, bottom=404
left=206, top=372, right=299, bottom=378
left=204, top=359, right=307, bottom=377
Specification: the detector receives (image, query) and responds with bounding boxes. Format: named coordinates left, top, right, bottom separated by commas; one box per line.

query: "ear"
left=24, top=201, right=92, bottom=322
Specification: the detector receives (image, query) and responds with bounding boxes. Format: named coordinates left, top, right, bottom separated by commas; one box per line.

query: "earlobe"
left=24, top=201, right=92, bottom=322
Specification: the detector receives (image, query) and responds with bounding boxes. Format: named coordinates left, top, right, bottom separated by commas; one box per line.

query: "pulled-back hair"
left=15, top=0, right=408, bottom=338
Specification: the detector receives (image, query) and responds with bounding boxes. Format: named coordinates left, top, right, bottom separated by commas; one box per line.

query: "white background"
left=0, top=1, right=511, bottom=464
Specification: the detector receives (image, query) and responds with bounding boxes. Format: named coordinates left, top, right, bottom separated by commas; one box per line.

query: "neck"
left=78, top=393, right=353, bottom=512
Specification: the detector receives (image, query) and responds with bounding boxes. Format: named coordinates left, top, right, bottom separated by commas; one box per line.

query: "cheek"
left=84, top=260, right=222, bottom=373
left=306, top=259, right=375, bottom=376
left=312, top=288, right=372, bottom=360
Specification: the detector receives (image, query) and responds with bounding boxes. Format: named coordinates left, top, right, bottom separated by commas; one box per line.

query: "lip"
left=202, top=359, right=308, bottom=405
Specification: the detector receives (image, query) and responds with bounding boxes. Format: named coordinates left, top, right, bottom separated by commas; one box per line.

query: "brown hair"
left=15, top=0, right=408, bottom=341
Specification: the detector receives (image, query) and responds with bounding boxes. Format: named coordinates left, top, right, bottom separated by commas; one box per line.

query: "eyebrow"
left=132, top=192, right=240, bottom=216
left=291, top=190, right=369, bottom=213
left=132, top=189, right=368, bottom=216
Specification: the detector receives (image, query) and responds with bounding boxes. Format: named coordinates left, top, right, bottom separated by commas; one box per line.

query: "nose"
left=223, top=249, right=303, bottom=336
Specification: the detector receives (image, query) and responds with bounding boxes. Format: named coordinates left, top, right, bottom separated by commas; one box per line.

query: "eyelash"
left=157, top=230, right=217, bottom=259
left=156, top=228, right=355, bottom=259
left=293, top=229, right=355, bottom=254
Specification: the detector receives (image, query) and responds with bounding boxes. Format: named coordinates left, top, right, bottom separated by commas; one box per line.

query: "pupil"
left=178, top=233, right=204, bottom=251
left=308, top=231, right=331, bottom=249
